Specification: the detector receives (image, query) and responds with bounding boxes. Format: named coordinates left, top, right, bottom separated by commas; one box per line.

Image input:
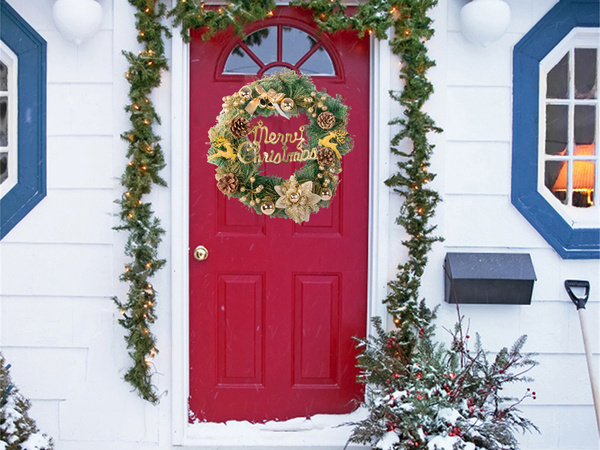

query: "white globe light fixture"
left=53, top=0, right=104, bottom=45
left=460, top=0, right=511, bottom=46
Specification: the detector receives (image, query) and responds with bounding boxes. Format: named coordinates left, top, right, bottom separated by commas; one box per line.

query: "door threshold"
left=180, top=409, right=369, bottom=449
left=175, top=446, right=368, bottom=450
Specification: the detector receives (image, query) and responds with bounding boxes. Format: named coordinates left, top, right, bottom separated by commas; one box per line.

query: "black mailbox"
left=444, top=253, right=536, bottom=305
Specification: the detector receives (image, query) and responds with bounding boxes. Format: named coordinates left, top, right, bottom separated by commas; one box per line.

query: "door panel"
left=189, top=7, right=369, bottom=423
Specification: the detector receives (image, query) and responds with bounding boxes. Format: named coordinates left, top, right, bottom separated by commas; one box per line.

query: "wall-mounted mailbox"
left=444, top=253, right=536, bottom=305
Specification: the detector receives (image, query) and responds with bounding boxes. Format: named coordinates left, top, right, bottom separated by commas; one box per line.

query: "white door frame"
left=169, top=21, right=395, bottom=447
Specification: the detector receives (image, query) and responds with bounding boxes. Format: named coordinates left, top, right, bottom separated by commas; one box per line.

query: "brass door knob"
left=193, top=245, right=209, bottom=261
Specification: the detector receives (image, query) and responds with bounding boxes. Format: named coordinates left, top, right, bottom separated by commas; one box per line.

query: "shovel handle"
left=564, top=279, right=589, bottom=310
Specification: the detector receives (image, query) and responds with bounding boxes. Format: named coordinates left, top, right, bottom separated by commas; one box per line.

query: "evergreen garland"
left=118, top=8, right=537, bottom=447
left=168, top=0, right=276, bottom=42
left=113, top=0, right=171, bottom=404
left=118, top=0, right=443, bottom=404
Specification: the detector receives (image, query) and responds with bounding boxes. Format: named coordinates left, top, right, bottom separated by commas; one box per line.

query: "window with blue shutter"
left=512, top=0, right=599, bottom=259
left=0, top=0, right=46, bottom=239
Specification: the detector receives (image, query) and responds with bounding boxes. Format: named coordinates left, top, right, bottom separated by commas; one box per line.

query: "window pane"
left=546, top=53, right=569, bottom=99
left=299, top=48, right=335, bottom=75
left=0, top=151, right=6, bottom=184
left=545, top=104, right=568, bottom=155
left=545, top=160, right=568, bottom=204
left=0, top=61, right=7, bottom=91
left=575, top=48, right=597, bottom=99
left=282, top=27, right=318, bottom=65
left=0, top=96, right=7, bottom=147
left=572, top=160, right=595, bottom=207
left=224, top=46, right=260, bottom=74
left=0, top=152, right=7, bottom=184
left=243, top=27, right=277, bottom=65
left=574, top=105, right=595, bottom=146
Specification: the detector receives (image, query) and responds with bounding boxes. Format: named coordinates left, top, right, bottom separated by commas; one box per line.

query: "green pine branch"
left=169, top=0, right=276, bottom=42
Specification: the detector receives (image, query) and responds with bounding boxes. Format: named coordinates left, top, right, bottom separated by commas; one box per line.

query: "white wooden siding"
left=0, top=0, right=597, bottom=449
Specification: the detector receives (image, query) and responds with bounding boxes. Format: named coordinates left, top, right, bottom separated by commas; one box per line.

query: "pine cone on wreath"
left=317, top=111, right=335, bottom=130
left=317, top=148, right=335, bottom=167
left=229, top=117, right=252, bottom=138
left=217, top=173, right=239, bottom=194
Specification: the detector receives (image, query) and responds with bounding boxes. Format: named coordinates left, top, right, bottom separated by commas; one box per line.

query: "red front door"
left=189, top=7, right=369, bottom=423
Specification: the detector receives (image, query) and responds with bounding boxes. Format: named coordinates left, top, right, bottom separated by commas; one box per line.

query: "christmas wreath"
left=207, top=70, right=353, bottom=224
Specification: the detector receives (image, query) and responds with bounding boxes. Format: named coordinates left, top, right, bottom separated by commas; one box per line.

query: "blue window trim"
left=512, top=0, right=600, bottom=259
left=0, top=0, right=46, bottom=240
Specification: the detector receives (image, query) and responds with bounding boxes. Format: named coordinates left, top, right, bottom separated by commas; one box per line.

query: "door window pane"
left=547, top=52, right=569, bottom=99
left=243, top=27, right=277, bottom=65
left=263, top=66, right=286, bottom=75
left=282, top=27, right=318, bottom=65
left=224, top=46, right=261, bottom=74
left=299, top=49, right=335, bottom=75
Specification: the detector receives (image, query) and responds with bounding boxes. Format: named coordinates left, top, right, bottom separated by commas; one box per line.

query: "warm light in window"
left=551, top=144, right=595, bottom=207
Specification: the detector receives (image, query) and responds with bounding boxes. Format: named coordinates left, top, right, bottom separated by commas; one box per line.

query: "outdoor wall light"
left=460, top=0, right=511, bottom=46
left=52, top=0, right=103, bottom=45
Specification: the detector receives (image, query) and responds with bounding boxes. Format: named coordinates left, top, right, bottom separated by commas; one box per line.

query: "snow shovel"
left=565, top=279, right=600, bottom=436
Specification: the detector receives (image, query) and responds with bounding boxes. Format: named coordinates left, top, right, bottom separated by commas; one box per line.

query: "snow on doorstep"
left=185, top=408, right=369, bottom=447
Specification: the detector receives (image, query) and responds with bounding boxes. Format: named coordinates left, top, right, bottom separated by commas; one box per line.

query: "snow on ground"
left=186, top=408, right=369, bottom=447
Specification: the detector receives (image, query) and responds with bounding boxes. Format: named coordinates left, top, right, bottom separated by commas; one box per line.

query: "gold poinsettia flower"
left=274, top=175, right=321, bottom=224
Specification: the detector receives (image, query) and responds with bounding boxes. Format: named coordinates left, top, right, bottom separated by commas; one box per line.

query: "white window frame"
left=0, top=41, right=18, bottom=198
left=538, top=27, right=600, bottom=228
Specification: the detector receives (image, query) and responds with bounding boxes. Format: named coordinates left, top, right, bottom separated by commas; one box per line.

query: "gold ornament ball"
left=281, top=98, right=294, bottom=112
left=320, top=188, right=332, bottom=201
left=239, top=86, right=252, bottom=99
left=261, top=201, right=275, bottom=215
left=289, top=192, right=300, bottom=203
